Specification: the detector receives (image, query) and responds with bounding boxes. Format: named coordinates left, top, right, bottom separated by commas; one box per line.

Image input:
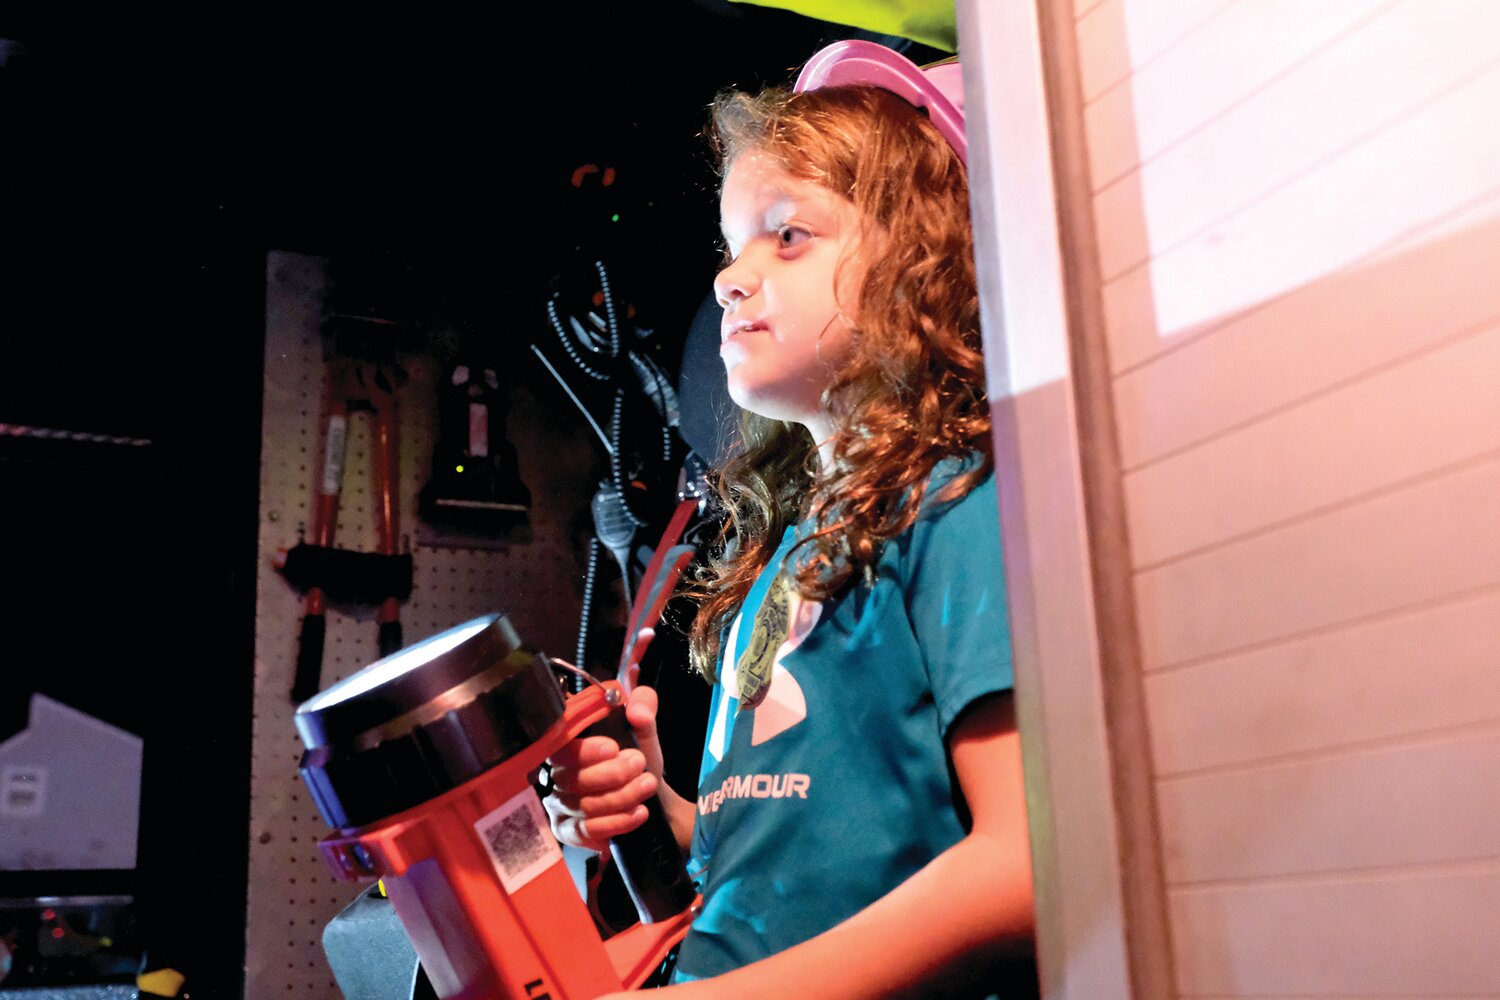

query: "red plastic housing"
left=316, top=683, right=698, bottom=1000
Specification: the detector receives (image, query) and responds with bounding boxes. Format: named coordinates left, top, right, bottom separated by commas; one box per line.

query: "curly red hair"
left=687, top=82, right=992, bottom=679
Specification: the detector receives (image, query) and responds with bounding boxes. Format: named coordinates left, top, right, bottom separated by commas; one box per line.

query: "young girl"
left=546, top=39, right=1035, bottom=998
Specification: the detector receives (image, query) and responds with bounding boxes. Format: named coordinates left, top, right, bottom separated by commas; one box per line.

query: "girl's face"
left=714, top=150, right=866, bottom=438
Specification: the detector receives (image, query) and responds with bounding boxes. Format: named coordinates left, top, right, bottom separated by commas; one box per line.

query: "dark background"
left=0, top=6, right=946, bottom=997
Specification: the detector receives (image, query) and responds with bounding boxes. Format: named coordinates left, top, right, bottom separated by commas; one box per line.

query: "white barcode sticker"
left=321, top=415, right=348, bottom=495
left=1, top=765, right=48, bottom=818
left=475, top=788, right=562, bottom=893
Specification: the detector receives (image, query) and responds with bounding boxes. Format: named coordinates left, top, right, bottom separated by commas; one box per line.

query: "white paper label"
left=321, top=415, right=348, bottom=495
left=475, top=788, right=562, bottom=894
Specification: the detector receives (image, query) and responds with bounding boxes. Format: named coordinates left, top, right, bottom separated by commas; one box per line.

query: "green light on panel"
left=455, top=464, right=465, bottom=474
left=611, top=213, right=620, bottom=223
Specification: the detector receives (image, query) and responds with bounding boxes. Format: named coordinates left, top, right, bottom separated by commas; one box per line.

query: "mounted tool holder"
left=417, top=357, right=532, bottom=540
left=278, top=313, right=414, bottom=704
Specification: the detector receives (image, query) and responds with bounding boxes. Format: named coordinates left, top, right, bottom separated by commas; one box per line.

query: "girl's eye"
left=777, top=225, right=812, bottom=249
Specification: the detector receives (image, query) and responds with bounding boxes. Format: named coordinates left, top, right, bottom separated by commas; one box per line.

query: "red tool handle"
left=370, top=375, right=403, bottom=657
left=293, top=403, right=351, bottom=703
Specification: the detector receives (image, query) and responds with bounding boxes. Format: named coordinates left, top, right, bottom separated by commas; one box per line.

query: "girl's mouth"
left=722, top=320, right=768, bottom=344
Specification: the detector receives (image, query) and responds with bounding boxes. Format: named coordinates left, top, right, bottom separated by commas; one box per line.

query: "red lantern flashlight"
left=296, top=614, right=698, bottom=999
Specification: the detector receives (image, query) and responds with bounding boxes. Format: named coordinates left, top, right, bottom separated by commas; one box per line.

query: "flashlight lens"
left=298, top=617, right=494, bottom=712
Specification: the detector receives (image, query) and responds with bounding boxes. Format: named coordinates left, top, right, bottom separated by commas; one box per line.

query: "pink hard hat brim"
left=793, top=39, right=966, bottom=166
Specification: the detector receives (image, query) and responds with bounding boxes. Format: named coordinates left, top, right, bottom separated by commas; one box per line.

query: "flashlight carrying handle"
left=585, top=707, right=698, bottom=925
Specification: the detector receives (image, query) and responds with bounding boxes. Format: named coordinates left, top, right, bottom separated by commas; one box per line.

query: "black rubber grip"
left=279, top=543, right=415, bottom=603
left=292, top=614, right=327, bottom=704
left=586, top=707, right=697, bottom=923
left=378, top=620, right=403, bottom=658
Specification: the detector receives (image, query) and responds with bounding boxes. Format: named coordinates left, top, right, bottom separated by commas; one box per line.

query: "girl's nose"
left=713, top=255, right=758, bottom=310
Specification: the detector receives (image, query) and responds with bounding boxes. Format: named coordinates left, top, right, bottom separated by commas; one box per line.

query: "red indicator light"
left=41, top=908, right=55, bottom=921
left=51, top=927, right=65, bottom=939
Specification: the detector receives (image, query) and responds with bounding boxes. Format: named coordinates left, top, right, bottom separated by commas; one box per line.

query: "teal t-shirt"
left=672, top=459, right=1014, bottom=984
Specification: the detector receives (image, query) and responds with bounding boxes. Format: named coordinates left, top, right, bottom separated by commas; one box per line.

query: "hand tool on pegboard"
left=278, top=315, right=413, bottom=704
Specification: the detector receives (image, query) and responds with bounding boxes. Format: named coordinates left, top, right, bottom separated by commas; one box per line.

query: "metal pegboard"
left=247, top=250, right=597, bottom=999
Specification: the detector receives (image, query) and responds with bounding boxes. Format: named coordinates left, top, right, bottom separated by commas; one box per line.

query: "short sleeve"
left=902, top=471, right=1014, bottom=738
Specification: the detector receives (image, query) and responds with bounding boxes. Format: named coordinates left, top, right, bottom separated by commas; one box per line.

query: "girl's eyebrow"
left=721, top=189, right=799, bottom=248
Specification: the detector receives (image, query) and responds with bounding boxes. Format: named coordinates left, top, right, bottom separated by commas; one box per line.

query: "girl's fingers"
left=625, top=684, right=660, bottom=731
left=541, top=672, right=661, bottom=850
left=552, top=772, right=657, bottom=819
left=546, top=735, right=626, bottom=790
left=546, top=735, right=619, bottom=772
left=570, top=805, right=649, bottom=846
left=624, top=685, right=666, bottom=779
left=550, top=748, right=647, bottom=797
left=546, top=786, right=653, bottom=851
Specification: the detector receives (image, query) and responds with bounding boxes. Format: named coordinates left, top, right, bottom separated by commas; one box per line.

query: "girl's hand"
left=544, top=631, right=668, bottom=853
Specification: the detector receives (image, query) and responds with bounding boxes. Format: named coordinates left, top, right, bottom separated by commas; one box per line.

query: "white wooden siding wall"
left=1072, top=1, right=1500, bottom=996
left=248, top=251, right=595, bottom=998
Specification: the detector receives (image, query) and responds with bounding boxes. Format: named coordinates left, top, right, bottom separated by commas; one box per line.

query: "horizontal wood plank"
left=1101, top=62, right=1500, bottom=374
left=1084, top=0, right=1390, bottom=189
left=1111, top=192, right=1500, bottom=468
left=1076, top=0, right=1234, bottom=102
left=1157, top=729, right=1500, bottom=883
left=1123, top=322, right=1500, bottom=566
left=1093, top=0, right=1500, bottom=278
left=1170, top=864, right=1500, bottom=994
left=1134, top=458, right=1500, bottom=669
left=1145, top=590, right=1500, bottom=775
left=1076, top=0, right=1109, bottom=21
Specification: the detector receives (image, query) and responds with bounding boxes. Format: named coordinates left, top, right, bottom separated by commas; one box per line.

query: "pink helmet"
left=793, top=39, right=966, bottom=166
